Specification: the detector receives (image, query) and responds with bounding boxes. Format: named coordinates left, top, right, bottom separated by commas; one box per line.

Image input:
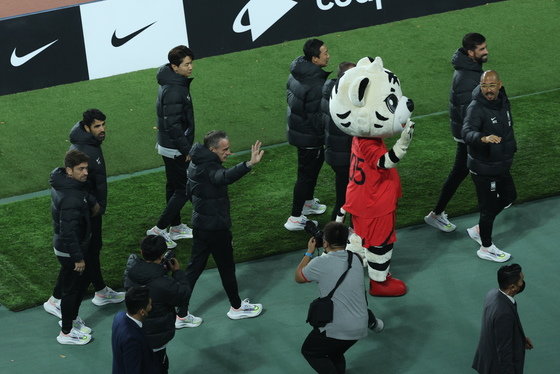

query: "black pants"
left=157, top=155, right=189, bottom=229
left=472, top=172, right=517, bottom=247
left=434, top=142, right=470, bottom=214
left=184, top=229, right=241, bottom=310
left=301, top=328, right=358, bottom=374
left=291, top=147, right=324, bottom=217
left=153, top=348, right=169, bottom=374
left=52, top=216, right=105, bottom=299
left=57, top=256, right=90, bottom=333
left=329, top=164, right=349, bottom=221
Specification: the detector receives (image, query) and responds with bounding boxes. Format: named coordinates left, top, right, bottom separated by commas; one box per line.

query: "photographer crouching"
left=295, top=221, right=383, bottom=374
left=125, top=235, right=199, bottom=373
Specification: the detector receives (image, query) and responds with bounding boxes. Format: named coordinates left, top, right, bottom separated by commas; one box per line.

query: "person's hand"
left=169, top=258, right=181, bottom=272
left=307, top=237, right=317, bottom=253
left=247, top=140, right=264, bottom=167
left=91, top=203, right=101, bottom=217
left=482, top=134, right=502, bottom=143
left=185, top=155, right=192, bottom=162
left=74, top=260, right=85, bottom=273
left=525, top=337, right=534, bottom=350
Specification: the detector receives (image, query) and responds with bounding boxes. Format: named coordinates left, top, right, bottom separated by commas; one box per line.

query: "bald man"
left=462, top=70, right=517, bottom=262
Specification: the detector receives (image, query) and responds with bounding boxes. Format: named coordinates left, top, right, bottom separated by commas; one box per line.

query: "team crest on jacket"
left=329, top=57, right=414, bottom=138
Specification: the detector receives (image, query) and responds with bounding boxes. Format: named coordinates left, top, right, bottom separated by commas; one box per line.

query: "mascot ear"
left=349, top=77, right=370, bottom=107
left=367, top=57, right=385, bottom=73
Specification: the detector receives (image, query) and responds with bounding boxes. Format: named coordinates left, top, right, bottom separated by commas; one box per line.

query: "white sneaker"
left=169, top=223, right=193, bottom=240
left=424, top=211, right=456, bottom=232
left=92, top=286, right=125, bottom=306
left=477, top=244, right=511, bottom=263
left=175, top=313, right=203, bottom=329
left=284, top=215, right=318, bottom=231
left=227, top=299, right=263, bottom=320
left=467, top=225, right=482, bottom=245
left=373, top=318, right=384, bottom=333
left=43, top=296, right=61, bottom=318
left=302, top=198, right=327, bottom=215
left=59, top=316, right=92, bottom=334
left=57, top=328, right=92, bottom=345
left=146, top=226, right=177, bottom=248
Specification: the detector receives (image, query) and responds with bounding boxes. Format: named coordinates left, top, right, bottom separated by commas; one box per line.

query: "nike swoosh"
left=10, top=40, right=59, bottom=67
left=111, top=22, right=156, bottom=47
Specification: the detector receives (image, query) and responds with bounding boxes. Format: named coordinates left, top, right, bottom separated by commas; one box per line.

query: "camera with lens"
left=162, top=249, right=176, bottom=271
left=304, top=221, right=324, bottom=248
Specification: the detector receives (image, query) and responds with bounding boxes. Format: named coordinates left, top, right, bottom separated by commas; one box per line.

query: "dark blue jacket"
left=111, top=311, right=158, bottom=374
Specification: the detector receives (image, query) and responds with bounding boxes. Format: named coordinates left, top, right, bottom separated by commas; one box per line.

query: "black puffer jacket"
left=462, top=86, right=516, bottom=176
left=187, top=143, right=251, bottom=230
left=286, top=56, right=329, bottom=148
left=322, top=79, right=351, bottom=167
left=449, top=48, right=484, bottom=141
left=69, top=122, right=107, bottom=215
left=126, top=259, right=190, bottom=349
left=50, top=168, right=92, bottom=262
left=156, top=64, right=195, bottom=156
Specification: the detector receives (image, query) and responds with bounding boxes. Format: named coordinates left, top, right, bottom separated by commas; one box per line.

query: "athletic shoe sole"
left=169, top=233, right=193, bottom=240
left=227, top=307, right=263, bottom=320
left=424, top=215, right=456, bottom=232
left=477, top=249, right=511, bottom=263
left=92, top=296, right=125, bottom=306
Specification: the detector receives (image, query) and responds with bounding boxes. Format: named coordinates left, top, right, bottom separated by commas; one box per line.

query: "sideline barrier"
left=0, top=0, right=503, bottom=95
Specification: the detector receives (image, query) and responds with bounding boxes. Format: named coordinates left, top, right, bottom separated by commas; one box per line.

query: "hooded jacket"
left=50, top=167, right=92, bottom=262
left=156, top=64, right=195, bottom=156
left=69, top=122, right=107, bottom=215
left=322, top=78, right=352, bottom=167
left=187, top=143, right=251, bottom=231
left=462, top=86, right=516, bottom=176
left=126, top=259, right=190, bottom=349
left=286, top=56, right=329, bottom=148
left=449, top=48, right=484, bottom=141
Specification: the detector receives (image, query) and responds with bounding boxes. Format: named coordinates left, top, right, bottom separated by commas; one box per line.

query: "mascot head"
left=329, top=57, right=414, bottom=138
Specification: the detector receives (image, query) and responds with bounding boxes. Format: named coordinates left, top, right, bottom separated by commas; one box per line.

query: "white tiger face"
left=329, top=56, right=414, bottom=138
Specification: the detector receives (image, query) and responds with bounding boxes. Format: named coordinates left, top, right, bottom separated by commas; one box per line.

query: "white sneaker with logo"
left=175, top=313, right=203, bottom=329
left=43, top=296, right=61, bottom=318
left=227, top=299, right=263, bottom=320
left=57, top=328, right=92, bottom=345
left=169, top=223, right=193, bottom=240
left=302, top=198, right=327, bottom=215
left=92, top=286, right=125, bottom=306
left=146, top=226, right=177, bottom=248
left=477, top=244, right=511, bottom=263
left=284, top=215, right=318, bottom=231
left=424, top=211, right=456, bottom=232
left=467, top=225, right=482, bottom=245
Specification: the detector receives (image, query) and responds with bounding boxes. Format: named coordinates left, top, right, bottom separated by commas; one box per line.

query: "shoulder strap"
left=326, top=251, right=353, bottom=299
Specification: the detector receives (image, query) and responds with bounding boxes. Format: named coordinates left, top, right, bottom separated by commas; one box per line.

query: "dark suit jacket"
left=112, top=311, right=158, bottom=374
left=473, top=289, right=526, bottom=374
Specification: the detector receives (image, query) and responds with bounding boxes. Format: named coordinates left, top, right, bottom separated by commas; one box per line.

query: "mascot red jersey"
left=329, top=57, right=415, bottom=296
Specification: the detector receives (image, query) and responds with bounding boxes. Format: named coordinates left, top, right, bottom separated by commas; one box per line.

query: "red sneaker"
left=369, top=274, right=407, bottom=297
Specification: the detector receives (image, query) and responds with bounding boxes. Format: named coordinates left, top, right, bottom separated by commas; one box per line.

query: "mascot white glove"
left=383, top=119, right=415, bottom=169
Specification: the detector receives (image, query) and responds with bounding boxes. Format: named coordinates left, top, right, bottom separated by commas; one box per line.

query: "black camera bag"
left=306, top=251, right=353, bottom=327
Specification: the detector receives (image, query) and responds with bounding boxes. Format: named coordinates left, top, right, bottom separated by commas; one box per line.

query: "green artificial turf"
left=0, top=0, right=559, bottom=197
left=1, top=89, right=559, bottom=311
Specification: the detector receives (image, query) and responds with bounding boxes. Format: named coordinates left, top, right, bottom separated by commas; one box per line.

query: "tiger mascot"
left=329, top=56, right=414, bottom=296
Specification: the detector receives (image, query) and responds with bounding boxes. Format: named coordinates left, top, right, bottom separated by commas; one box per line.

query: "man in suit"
left=112, top=287, right=157, bottom=374
left=473, top=263, right=533, bottom=373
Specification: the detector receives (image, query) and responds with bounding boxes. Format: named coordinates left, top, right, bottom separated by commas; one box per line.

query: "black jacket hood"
left=49, top=167, right=85, bottom=191
left=189, top=143, right=220, bottom=165
left=290, top=56, right=330, bottom=82
left=128, top=260, right=167, bottom=285
left=472, top=85, right=507, bottom=111
left=69, top=122, right=101, bottom=147
left=157, top=64, right=193, bottom=88
left=452, top=48, right=483, bottom=73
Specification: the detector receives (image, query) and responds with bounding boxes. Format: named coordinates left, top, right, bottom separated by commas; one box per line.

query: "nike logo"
left=111, top=22, right=156, bottom=47
left=10, top=40, right=58, bottom=67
